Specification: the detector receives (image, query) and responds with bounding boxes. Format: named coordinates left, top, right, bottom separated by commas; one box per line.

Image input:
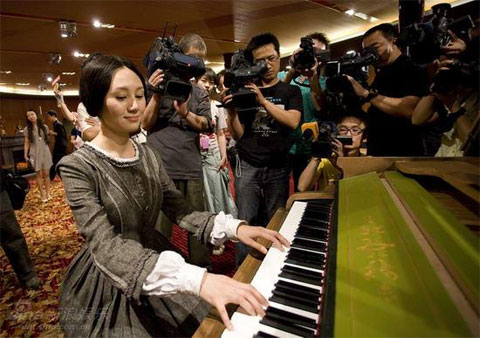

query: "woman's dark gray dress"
left=57, top=142, right=216, bottom=337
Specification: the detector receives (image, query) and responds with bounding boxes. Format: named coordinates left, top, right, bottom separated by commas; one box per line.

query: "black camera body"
left=144, top=36, right=206, bottom=102
left=302, top=121, right=352, bottom=158
left=223, top=49, right=268, bottom=112
left=398, top=2, right=474, bottom=64
left=293, top=37, right=316, bottom=70
left=324, top=47, right=379, bottom=93
left=431, top=60, right=479, bottom=93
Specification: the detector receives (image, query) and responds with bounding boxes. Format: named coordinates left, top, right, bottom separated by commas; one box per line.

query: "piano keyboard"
left=222, top=200, right=334, bottom=338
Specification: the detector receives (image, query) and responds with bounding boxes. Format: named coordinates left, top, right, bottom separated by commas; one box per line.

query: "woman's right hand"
left=199, top=273, right=268, bottom=331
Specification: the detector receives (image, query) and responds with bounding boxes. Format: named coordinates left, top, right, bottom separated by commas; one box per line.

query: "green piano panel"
left=335, top=172, right=472, bottom=337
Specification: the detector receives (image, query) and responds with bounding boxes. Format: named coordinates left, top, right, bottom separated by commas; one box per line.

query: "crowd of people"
left=2, top=18, right=479, bottom=336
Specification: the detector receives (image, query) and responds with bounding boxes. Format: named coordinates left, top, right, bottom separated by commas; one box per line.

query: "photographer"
left=412, top=30, right=479, bottom=156
left=347, top=23, right=428, bottom=156
left=298, top=111, right=367, bottom=192
left=279, top=32, right=329, bottom=190
left=142, top=33, right=212, bottom=268
left=224, top=33, right=302, bottom=266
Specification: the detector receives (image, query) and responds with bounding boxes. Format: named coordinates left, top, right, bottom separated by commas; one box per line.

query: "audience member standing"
left=224, top=33, right=303, bottom=265
left=196, top=68, right=237, bottom=217
left=46, top=110, right=67, bottom=180
left=24, top=109, right=52, bottom=202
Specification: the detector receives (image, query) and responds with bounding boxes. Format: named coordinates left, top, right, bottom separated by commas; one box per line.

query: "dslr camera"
left=223, top=49, right=268, bottom=112
left=302, top=121, right=352, bottom=158
left=431, top=60, right=479, bottom=93
left=144, top=36, right=206, bottom=102
left=324, top=47, right=379, bottom=93
left=292, top=37, right=316, bottom=70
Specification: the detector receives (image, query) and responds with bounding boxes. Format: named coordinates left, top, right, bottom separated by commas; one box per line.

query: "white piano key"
left=277, top=276, right=323, bottom=292
left=267, top=300, right=319, bottom=321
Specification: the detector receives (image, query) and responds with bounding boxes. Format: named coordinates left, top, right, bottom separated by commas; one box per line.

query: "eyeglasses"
left=254, top=54, right=280, bottom=65
left=338, top=125, right=364, bottom=136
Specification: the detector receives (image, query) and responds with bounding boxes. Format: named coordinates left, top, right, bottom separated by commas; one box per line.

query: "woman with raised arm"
left=57, top=54, right=289, bottom=337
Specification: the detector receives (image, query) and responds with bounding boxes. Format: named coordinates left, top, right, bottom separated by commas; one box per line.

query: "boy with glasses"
left=298, top=112, right=367, bottom=192
left=224, top=32, right=303, bottom=265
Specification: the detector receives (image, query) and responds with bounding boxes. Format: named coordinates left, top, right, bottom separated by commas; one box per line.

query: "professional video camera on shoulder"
left=301, top=121, right=352, bottom=158
left=223, top=49, right=268, bottom=112
left=431, top=60, right=479, bottom=93
left=291, top=36, right=331, bottom=71
left=324, top=47, right=378, bottom=93
left=398, top=1, right=474, bottom=64
left=143, top=35, right=206, bottom=102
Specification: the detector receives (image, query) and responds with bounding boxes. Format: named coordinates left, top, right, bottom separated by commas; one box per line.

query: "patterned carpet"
left=0, top=178, right=236, bottom=337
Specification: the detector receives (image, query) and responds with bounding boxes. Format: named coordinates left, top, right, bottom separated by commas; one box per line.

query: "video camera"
left=143, top=36, right=206, bottom=102
left=223, top=49, right=268, bottom=112
left=324, top=47, right=379, bottom=93
left=292, top=37, right=316, bottom=70
left=398, top=2, right=474, bottom=64
left=302, top=121, right=352, bottom=158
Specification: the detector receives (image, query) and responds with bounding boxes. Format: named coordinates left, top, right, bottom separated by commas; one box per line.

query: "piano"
left=194, top=157, right=479, bottom=337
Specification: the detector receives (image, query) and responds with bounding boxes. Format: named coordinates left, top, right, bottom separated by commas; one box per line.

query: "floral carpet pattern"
left=0, top=179, right=236, bottom=337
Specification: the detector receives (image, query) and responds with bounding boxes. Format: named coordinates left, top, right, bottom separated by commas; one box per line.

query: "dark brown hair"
left=25, top=109, right=49, bottom=144
left=79, top=54, right=146, bottom=117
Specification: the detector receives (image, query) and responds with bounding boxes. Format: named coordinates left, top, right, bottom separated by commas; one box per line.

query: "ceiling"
left=0, top=0, right=467, bottom=95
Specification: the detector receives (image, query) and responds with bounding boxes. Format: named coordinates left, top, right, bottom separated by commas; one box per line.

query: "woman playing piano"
left=57, top=54, right=289, bottom=337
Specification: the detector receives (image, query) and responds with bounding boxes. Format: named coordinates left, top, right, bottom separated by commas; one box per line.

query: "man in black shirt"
left=225, top=33, right=303, bottom=265
left=347, top=23, right=428, bottom=156
left=142, top=33, right=213, bottom=268
left=46, top=110, right=67, bottom=180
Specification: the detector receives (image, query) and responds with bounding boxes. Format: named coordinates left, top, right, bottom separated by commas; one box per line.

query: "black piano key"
left=269, top=294, right=318, bottom=314
left=271, top=289, right=318, bottom=307
left=297, top=226, right=328, bottom=241
left=266, top=306, right=317, bottom=329
left=279, top=268, right=323, bottom=286
left=260, top=317, right=315, bottom=338
left=285, top=257, right=325, bottom=271
left=275, top=279, right=321, bottom=299
left=299, top=221, right=329, bottom=230
left=288, top=248, right=326, bottom=262
left=292, top=238, right=327, bottom=253
left=282, top=264, right=324, bottom=280
left=254, top=331, right=278, bottom=338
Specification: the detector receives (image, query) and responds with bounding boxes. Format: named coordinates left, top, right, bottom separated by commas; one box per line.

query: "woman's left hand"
left=236, top=225, right=290, bottom=254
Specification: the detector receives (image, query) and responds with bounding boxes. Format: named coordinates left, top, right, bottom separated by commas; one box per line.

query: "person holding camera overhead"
left=142, top=34, right=213, bottom=269
left=278, top=32, right=330, bottom=190
left=57, top=54, right=290, bottom=337
left=346, top=23, right=428, bottom=156
left=223, top=33, right=303, bottom=266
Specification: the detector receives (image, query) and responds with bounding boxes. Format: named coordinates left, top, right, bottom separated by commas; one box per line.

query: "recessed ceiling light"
left=62, top=72, right=76, bottom=75
left=16, top=83, right=30, bottom=86
left=354, top=12, right=369, bottom=21
left=0, top=70, right=12, bottom=74
left=73, top=51, right=90, bottom=58
left=92, top=19, right=115, bottom=29
left=345, top=9, right=355, bottom=16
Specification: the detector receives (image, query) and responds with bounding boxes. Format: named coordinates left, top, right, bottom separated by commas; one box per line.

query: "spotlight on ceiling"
left=49, top=53, right=62, bottom=65
left=42, top=73, right=54, bottom=83
left=59, top=20, right=77, bottom=38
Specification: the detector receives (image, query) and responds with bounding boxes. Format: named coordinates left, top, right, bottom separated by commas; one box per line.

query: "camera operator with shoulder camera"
left=412, top=27, right=479, bottom=157
left=142, top=33, right=213, bottom=268
left=278, top=32, right=330, bottom=190
left=347, top=23, right=428, bottom=156
left=223, top=33, right=302, bottom=266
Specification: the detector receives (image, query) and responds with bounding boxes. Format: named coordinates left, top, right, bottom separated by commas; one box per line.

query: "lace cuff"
left=210, top=212, right=245, bottom=246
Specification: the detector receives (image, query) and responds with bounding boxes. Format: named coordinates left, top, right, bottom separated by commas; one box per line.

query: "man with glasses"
left=142, top=33, right=213, bottom=269
left=298, top=111, right=367, bottom=192
left=224, top=32, right=303, bottom=265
